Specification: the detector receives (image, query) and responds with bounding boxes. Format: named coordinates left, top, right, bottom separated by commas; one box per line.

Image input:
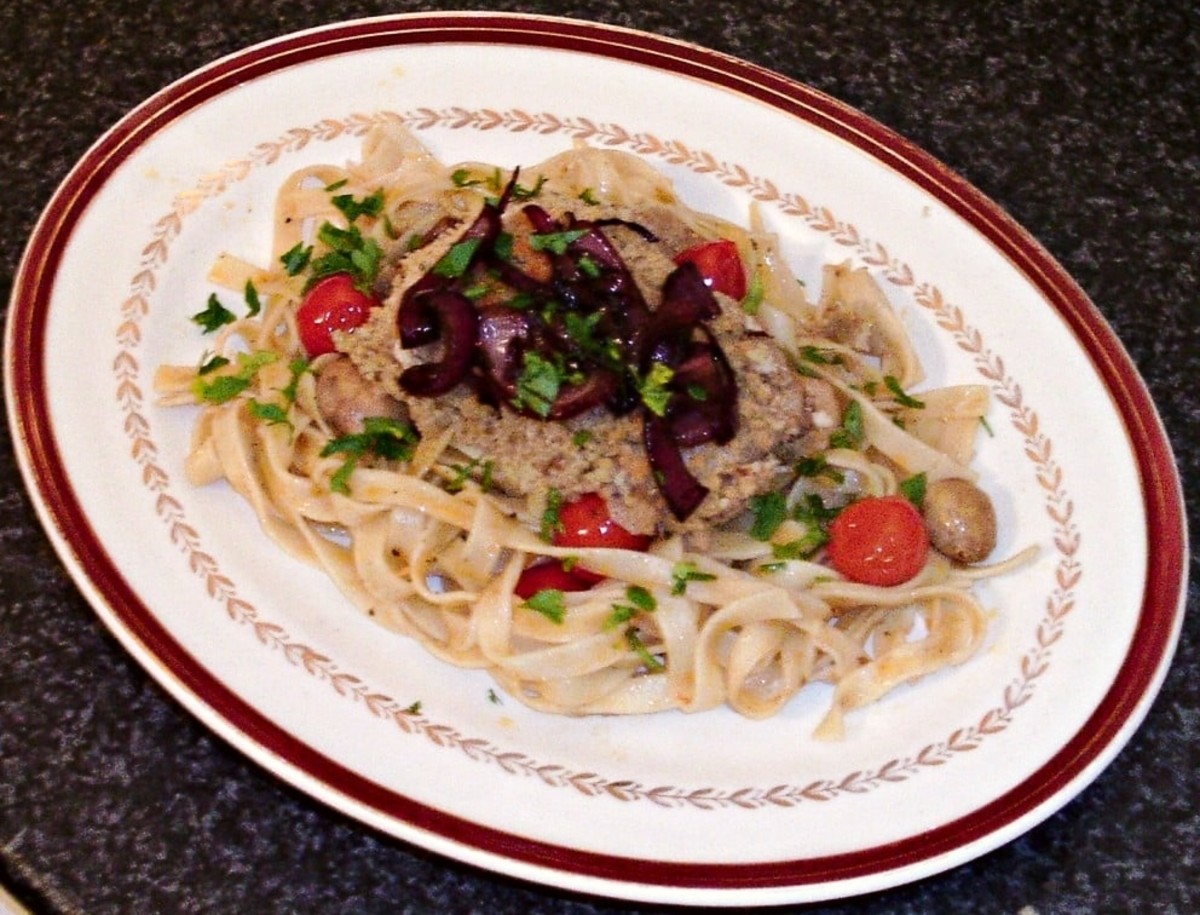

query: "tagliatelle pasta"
left=156, top=124, right=1032, bottom=738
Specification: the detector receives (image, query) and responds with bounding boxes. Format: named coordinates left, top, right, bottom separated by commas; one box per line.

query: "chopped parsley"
left=571, top=429, right=593, bottom=448
left=280, top=241, right=312, bottom=276
left=191, top=351, right=277, bottom=404
left=523, top=588, right=567, bottom=624
left=899, top=472, right=928, bottom=506
left=529, top=228, right=589, bottom=256
left=321, top=417, right=420, bottom=494
left=670, top=561, right=717, bottom=595
left=197, top=353, right=230, bottom=376
left=514, top=351, right=571, bottom=418
left=637, top=362, right=675, bottom=417
left=740, top=271, right=765, bottom=316
left=578, top=187, right=600, bottom=205
left=885, top=375, right=925, bottom=409
left=625, top=628, right=664, bottom=671
left=432, top=238, right=482, bottom=279
left=829, top=400, right=864, bottom=450
left=243, top=280, right=262, bottom=317
left=540, top=488, right=564, bottom=542
left=492, top=231, right=515, bottom=263
left=331, top=188, right=385, bottom=222
left=772, top=529, right=828, bottom=560
left=795, top=455, right=844, bottom=484
left=191, top=293, right=236, bottom=333
left=309, top=223, right=383, bottom=290
left=446, top=457, right=494, bottom=493
left=749, top=492, right=788, bottom=541
left=248, top=399, right=290, bottom=427
left=511, top=174, right=548, bottom=199
left=280, top=358, right=310, bottom=405
left=799, top=345, right=839, bottom=366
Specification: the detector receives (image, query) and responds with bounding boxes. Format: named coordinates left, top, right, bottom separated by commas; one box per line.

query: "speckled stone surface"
left=1, top=1, right=1196, bottom=913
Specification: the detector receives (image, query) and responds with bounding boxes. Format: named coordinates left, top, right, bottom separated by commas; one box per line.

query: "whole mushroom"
left=922, top=478, right=997, bottom=565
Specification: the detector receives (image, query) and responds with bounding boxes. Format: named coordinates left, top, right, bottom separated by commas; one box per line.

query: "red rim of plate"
left=4, top=12, right=1188, bottom=900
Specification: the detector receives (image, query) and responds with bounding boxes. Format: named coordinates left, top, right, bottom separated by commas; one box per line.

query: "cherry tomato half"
left=826, top=495, right=930, bottom=587
left=547, top=493, right=653, bottom=585
left=514, top=560, right=593, bottom=600
left=554, top=493, right=652, bottom=552
left=673, top=239, right=747, bottom=300
left=296, top=273, right=380, bottom=357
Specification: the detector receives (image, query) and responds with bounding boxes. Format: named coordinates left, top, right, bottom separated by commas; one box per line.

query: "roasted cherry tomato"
left=514, top=560, right=593, bottom=600
left=548, top=493, right=652, bottom=585
left=826, top=495, right=930, bottom=587
left=296, top=273, right=380, bottom=357
left=673, top=239, right=747, bottom=300
left=554, top=493, right=652, bottom=552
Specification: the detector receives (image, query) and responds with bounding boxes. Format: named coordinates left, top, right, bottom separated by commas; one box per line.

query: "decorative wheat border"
left=114, top=109, right=1079, bottom=810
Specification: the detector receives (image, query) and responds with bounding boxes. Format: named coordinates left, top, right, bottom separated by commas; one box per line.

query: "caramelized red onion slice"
left=544, top=370, right=619, bottom=420
left=398, top=290, right=479, bottom=396
left=476, top=307, right=535, bottom=399
left=644, top=414, right=709, bottom=521
left=646, top=262, right=721, bottom=348
left=667, top=337, right=738, bottom=446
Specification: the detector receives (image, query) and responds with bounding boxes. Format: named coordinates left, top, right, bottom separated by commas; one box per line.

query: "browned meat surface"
left=339, top=193, right=841, bottom=536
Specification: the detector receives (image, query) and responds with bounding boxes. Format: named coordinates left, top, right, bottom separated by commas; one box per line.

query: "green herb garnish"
left=280, top=242, right=312, bottom=276
left=309, top=223, right=384, bottom=290
left=771, top=529, right=829, bottom=560
left=321, top=416, right=420, bottom=494
left=514, top=351, right=566, bottom=418
left=243, top=280, right=262, bottom=317
left=625, top=628, right=664, bottom=671
left=540, top=488, right=564, bottom=542
left=749, top=492, right=788, bottom=541
left=899, top=472, right=928, bottom=506
left=248, top=399, right=290, bottom=427
left=829, top=400, right=864, bottom=450
left=670, top=561, right=717, bottom=595
left=432, top=238, right=482, bottom=278
left=191, top=293, right=236, bottom=333
left=638, top=362, right=675, bottom=417
left=198, top=354, right=230, bottom=376
left=332, top=188, right=385, bottom=222
left=523, top=588, right=567, bottom=624
left=741, top=271, right=765, bottom=316
left=191, top=351, right=277, bottom=404
left=885, top=375, right=925, bottom=409
left=529, top=229, right=589, bottom=256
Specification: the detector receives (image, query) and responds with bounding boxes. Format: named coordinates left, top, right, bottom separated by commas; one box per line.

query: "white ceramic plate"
left=5, top=13, right=1188, bottom=907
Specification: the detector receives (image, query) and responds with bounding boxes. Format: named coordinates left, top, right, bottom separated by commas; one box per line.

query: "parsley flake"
left=899, top=472, right=928, bottom=506
left=529, top=229, right=589, bottom=256
left=280, top=242, right=312, bottom=276
left=540, top=488, right=564, bottom=542
left=670, top=561, right=717, bottom=595
left=191, top=294, right=236, bottom=333
left=749, top=492, right=788, bottom=541
left=885, top=375, right=925, bottom=409
left=243, top=280, right=262, bottom=317
left=638, top=362, right=675, bottom=417
left=514, top=351, right=565, bottom=418
left=829, top=400, right=864, bottom=450
left=523, top=588, right=567, bottom=624
left=432, top=238, right=482, bottom=279
left=332, top=188, right=385, bottom=222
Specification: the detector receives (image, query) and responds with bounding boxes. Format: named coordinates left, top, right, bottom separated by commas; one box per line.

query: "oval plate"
left=4, top=13, right=1187, bottom=907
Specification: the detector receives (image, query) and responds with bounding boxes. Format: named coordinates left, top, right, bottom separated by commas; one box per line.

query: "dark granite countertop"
left=1, top=2, right=1196, bottom=913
